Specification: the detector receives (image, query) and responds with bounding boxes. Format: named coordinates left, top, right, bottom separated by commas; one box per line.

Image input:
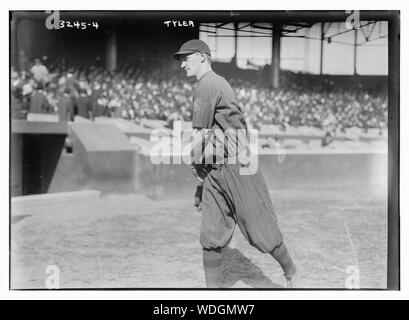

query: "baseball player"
left=173, top=39, right=297, bottom=288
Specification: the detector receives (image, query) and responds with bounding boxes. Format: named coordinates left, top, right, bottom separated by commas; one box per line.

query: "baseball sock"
left=270, top=241, right=297, bottom=279
left=203, top=247, right=223, bottom=288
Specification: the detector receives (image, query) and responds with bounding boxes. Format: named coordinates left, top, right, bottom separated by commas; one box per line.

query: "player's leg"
left=221, top=165, right=297, bottom=286
left=254, top=171, right=297, bottom=284
left=220, top=165, right=283, bottom=252
left=270, top=241, right=297, bottom=287
left=202, top=247, right=223, bottom=288
left=200, top=168, right=235, bottom=288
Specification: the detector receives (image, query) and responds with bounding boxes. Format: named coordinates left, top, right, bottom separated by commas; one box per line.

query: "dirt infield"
left=10, top=184, right=387, bottom=289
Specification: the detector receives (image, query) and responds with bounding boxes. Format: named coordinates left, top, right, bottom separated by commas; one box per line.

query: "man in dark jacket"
left=57, top=89, right=74, bottom=122
left=29, top=84, right=51, bottom=114
left=75, top=89, right=93, bottom=119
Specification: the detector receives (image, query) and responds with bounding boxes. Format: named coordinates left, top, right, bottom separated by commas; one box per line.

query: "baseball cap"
left=173, top=39, right=211, bottom=60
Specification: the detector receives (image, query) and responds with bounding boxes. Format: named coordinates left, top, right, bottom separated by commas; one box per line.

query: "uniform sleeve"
left=192, top=81, right=220, bottom=129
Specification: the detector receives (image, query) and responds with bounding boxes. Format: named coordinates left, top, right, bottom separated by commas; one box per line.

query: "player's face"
left=180, top=52, right=201, bottom=78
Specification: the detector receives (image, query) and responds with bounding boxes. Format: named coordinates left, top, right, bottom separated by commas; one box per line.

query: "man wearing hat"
left=173, top=39, right=297, bottom=288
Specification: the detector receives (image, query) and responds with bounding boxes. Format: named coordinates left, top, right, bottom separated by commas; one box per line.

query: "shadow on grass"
left=11, top=215, right=31, bottom=224
left=221, top=247, right=283, bottom=288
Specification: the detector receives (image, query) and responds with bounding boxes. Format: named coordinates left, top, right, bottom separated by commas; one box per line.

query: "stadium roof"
left=11, top=10, right=397, bottom=24
left=199, top=21, right=388, bottom=46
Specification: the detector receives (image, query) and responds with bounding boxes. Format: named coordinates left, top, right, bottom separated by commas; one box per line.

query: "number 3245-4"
left=59, top=20, right=99, bottom=30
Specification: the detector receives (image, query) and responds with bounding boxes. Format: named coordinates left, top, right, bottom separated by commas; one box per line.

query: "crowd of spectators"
left=231, top=77, right=388, bottom=133
left=11, top=56, right=388, bottom=134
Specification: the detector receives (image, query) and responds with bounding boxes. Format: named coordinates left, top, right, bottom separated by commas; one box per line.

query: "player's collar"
left=198, top=70, right=213, bottom=82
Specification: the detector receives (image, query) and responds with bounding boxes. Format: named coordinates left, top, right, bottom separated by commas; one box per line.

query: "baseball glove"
left=191, top=163, right=211, bottom=181
left=194, top=182, right=204, bottom=211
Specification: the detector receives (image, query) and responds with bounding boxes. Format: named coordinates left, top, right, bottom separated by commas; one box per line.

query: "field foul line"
left=343, top=220, right=359, bottom=268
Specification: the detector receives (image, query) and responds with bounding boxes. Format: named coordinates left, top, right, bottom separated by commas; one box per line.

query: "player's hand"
left=194, top=183, right=203, bottom=212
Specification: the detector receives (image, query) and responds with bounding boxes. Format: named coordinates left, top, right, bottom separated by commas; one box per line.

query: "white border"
left=1, top=0, right=408, bottom=300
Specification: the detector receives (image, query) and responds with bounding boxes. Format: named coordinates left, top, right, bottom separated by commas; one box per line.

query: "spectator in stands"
left=30, top=58, right=49, bottom=85
left=29, top=84, right=51, bottom=114
left=65, top=72, right=80, bottom=100
left=90, top=81, right=104, bottom=117
left=11, top=88, right=24, bottom=119
left=11, top=56, right=388, bottom=136
left=57, top=88, right=74, bottom=122
left=75, top=88, right=93, bottom=120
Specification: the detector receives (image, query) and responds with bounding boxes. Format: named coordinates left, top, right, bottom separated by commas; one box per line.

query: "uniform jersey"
left=193, top=71, right=249, bottom=164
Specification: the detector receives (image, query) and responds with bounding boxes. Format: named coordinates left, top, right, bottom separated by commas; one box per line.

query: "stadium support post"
left=106, top=30, right=117, bottom=72
left=353, top=27, right=358, bottom=75
left=320, top=22, right=324, bottom=75
left=11, top=13, right=20, bottom=71
left=232, top=22, right=238, bottom=67
left=271, top=23, right=281, bottom=88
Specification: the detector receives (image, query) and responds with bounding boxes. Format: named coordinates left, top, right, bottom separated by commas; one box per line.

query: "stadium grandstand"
left=11, top=12, right=388, bottom=135
left=11, top=11, right=394, bottom=196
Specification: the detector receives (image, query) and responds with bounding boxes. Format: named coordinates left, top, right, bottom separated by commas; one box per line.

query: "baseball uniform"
left=192, top=70, right=283, bottom=253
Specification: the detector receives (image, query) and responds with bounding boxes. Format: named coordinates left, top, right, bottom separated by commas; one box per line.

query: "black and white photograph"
left=9, top=10, right=399, bottom=290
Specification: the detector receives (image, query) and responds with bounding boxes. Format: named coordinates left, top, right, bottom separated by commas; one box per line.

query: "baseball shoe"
left=284, top=263, right=298, bottom=288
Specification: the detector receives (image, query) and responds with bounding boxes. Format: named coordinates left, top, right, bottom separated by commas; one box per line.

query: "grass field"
left=11, top=186, right=387, bottom=289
